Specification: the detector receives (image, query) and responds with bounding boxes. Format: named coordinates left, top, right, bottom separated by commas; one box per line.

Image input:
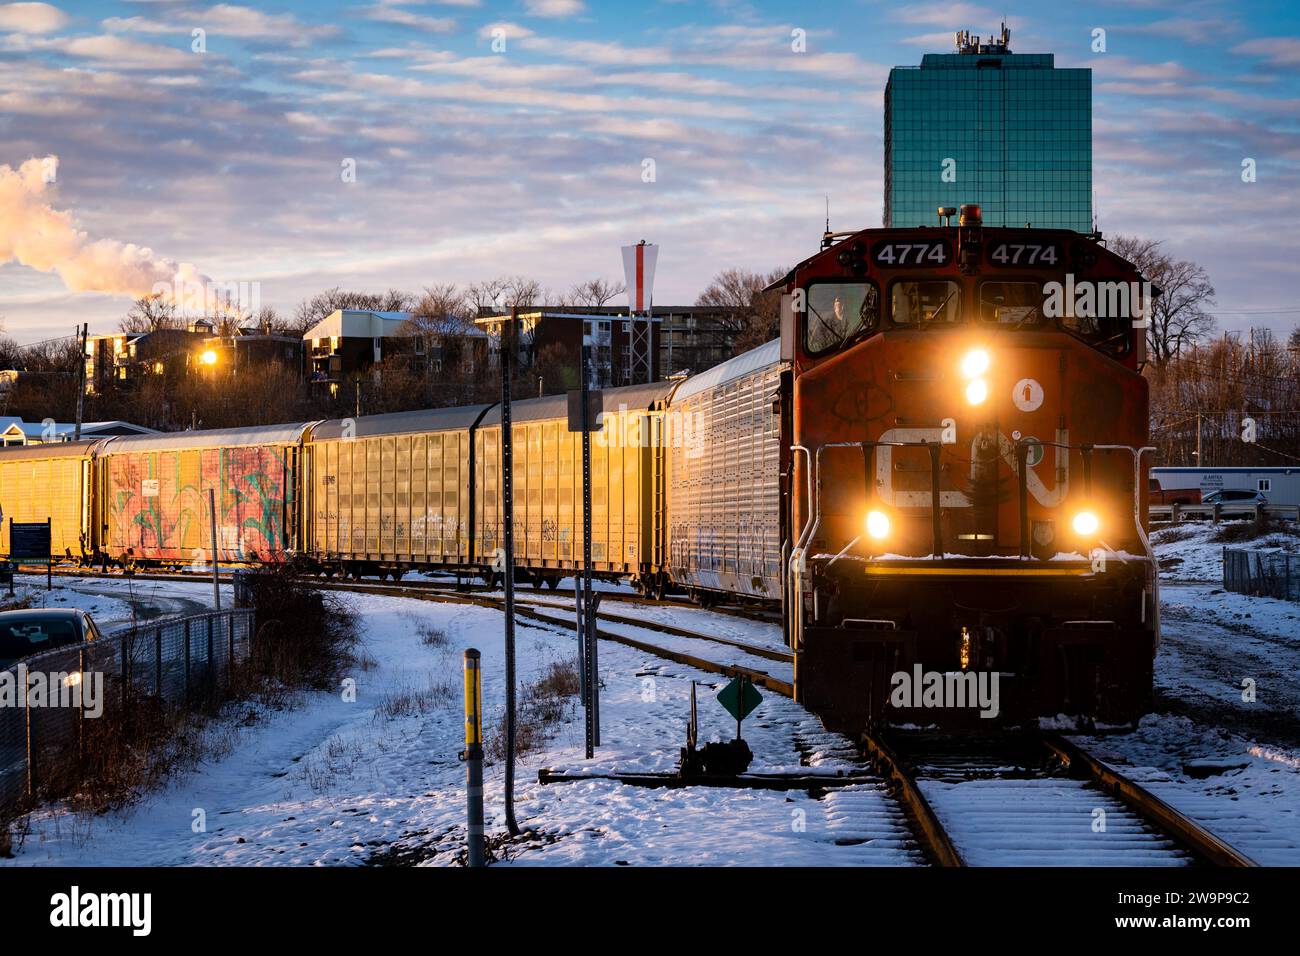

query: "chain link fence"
left=1223, top=548, right=1300, bottom=601
left=0, top=609, right=253, bottom=815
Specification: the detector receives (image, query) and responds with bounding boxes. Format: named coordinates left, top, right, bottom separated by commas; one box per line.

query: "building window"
left=1259, top=479, right=1271, bottom=493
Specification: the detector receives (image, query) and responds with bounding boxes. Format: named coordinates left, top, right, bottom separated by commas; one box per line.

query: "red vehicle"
left=1148, top=477, right=1201, bottom=506
left=776, top=205, right=1158, bottom=729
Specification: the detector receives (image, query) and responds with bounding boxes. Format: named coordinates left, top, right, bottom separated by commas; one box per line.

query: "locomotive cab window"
left=805, top=282, right=880, bottom=353
left=1059, top=297, right=1133, bottom=358
left=890, top=280, right=961, bottom=326
left=979, top=281, right=1045, bottom=326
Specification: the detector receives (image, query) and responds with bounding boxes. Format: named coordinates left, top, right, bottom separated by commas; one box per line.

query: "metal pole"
left=581, top=341, right=599, bottom=755
left=75, top=322, right=87, bottom=442
left=46, top=516, right=51, bottom=591
left=463, top=648, right=485, bottom=867
left=209, top=487, right=221, bottom=609
left=500, top=308, right=521, bottom=836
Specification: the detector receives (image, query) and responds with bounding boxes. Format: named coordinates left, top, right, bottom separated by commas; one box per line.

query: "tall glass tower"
left=883, top=26, right=1092, bottom=232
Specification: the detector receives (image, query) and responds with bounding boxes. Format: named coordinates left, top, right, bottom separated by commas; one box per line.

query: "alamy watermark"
left=1043, top=274, right=1153, bottom=329
left=890, top=665, right=1000, bottom=719
left=150, top=277, right=261, bottom=320
left=0, top=664, right=104, bottom=718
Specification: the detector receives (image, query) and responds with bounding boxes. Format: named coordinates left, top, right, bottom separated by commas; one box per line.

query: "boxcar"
left=666, top=339, right=788, bottom=601
left=99, top=424, right=314, bottom=565
left=0, top=440, right=98, bottom=563
left=475, top=383, right=673, bottom=586
left=305, top=406, right=494, bottom=577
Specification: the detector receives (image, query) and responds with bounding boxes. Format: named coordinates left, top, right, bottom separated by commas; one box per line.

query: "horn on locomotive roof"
left=937, top=206, right=958, bottom=226
left=959, top=203, right=982, bottom=226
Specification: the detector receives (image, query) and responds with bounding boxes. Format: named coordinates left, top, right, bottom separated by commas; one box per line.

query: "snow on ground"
left=3, top=587, right=920, bottom=867
left=1150, top=520, right=1300, bottom=583
left=2, top=578, right=133, bottom=629
left=1083, top=518, right=1300, bottom=865
left=1073, top=717, right=1300, bottom=866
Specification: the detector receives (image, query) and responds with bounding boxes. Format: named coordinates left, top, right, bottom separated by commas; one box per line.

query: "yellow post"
left=462, top=648, right=484, bottom=866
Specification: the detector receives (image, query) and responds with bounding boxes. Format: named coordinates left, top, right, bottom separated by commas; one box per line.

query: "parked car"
left=0, top=609, right=102, bottom=669
left=1148, top=477, right=1201, bottom=506
left=1202, top=488, right=1269, bottom=506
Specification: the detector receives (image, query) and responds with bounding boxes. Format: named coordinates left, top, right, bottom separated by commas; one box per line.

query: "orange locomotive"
left=777, top=205, right=1158, bottom=730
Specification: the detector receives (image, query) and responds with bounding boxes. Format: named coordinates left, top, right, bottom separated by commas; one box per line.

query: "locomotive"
left=0, top=206, right=1157, bottom=731
left=779, top=205, right=1157, bottom=730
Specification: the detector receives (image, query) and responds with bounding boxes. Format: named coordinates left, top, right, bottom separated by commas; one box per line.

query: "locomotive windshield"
left=890, top=280, right=961, bottom=325
left=980, top=281, right=1045, bottom=326
left=806, top=282, right=881, bottom=353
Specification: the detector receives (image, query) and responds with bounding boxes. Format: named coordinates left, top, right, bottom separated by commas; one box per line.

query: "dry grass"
left=1211, top=514, right=1285, bottom=544
left=0, top=593, right=33, bottom=612
left=1151, top=525, right=1198, bottom=545
left=417, top=624, right=450, bottom=648
left=486, top=658, right=581, bottom=762
left=375, top=676, right=457, bottom=721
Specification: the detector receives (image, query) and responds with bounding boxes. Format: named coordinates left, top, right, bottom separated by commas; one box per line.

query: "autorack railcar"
left=0, top=440, right=98, bottom=562
left=305, top=406, right=493, bottom=579
left=98, top=424, right=314, bottom=566
left=475, top=383, right=673, bottom=590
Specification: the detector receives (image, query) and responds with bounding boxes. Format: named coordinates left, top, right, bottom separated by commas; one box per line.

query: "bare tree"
left=694, top=266, right=788, bottom=356
left=1109, top=235, right=1216, bottom=365
left=466, top=276, right=545, bottom=315
left=411, top=283, right=470, bottom=329
left=566, top=277, right=627, bottom=308
left=120, top=294, right=181, bottom=333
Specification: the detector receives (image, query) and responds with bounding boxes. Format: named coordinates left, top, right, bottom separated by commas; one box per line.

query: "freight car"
left=306, top=406, right=492, bottom=579
left=98, top=424, right=314, bottom=567
left=0, top=440, right=97, bottom=563
left=475, top=383, right=673, bottom=590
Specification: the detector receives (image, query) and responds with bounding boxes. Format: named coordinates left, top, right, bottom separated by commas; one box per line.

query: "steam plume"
left=0, top=154, right=207, bottom=298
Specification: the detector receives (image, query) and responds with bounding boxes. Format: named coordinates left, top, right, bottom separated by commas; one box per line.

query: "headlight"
left=961, top=349, right=990, bottom=378
left=965, top=379, right=988, bottom=405
left=866, top=510, right=890, bottom=540
left=1072, top=511, right=1100, bottom=536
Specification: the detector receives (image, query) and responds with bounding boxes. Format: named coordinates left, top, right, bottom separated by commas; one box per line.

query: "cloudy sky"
left=0, top=0, right=1298, bottom=342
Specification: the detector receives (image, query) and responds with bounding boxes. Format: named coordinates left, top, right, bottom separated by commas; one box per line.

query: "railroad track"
left=39, top=566, right=1257, bottom=867
left=33, top=566, right=781, bottom=625
left=871, top=731, right=1258, bottom=868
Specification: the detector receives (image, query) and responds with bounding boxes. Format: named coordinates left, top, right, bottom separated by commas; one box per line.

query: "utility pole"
left=74, top=323, right=88, bottom=441
left=1197, top=411, right=1202, bottom=465
left=500, top=307, right=521, bottom=837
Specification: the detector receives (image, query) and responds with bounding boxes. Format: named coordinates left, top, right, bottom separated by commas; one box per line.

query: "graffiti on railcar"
left=108, top=447, right=289, bottom=561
